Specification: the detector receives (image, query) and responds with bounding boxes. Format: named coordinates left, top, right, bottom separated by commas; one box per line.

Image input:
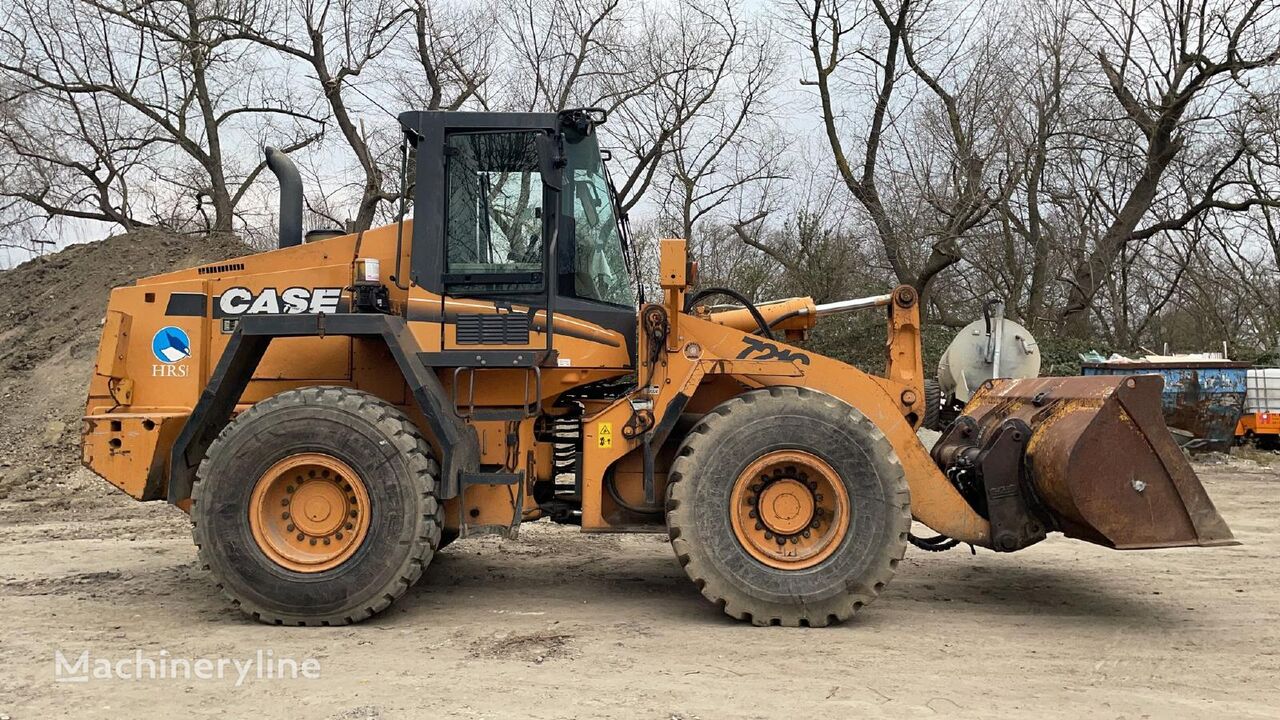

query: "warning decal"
left=597, top=422, right=613, bottom=448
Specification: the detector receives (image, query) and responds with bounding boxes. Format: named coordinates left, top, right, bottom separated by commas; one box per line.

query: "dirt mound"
left=0, top=229, right=248, bottom=500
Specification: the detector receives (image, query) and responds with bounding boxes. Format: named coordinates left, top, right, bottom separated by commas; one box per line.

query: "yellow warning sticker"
left=597, top=422, right=613, bottom=448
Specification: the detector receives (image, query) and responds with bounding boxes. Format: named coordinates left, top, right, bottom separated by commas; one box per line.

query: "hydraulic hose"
left=684, top=287, right=775, bottom=340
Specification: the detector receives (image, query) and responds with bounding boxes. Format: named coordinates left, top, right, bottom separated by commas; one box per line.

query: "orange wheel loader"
left=81, top=109, right=1235, bottom=627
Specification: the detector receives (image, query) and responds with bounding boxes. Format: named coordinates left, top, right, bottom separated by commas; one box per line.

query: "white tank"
left=938, top=303, right=1040, bottom=403
left=1245, top=368, right=1280, bottom=413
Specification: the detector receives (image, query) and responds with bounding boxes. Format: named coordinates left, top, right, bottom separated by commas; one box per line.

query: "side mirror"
left=535, top=133, right=563, bottom=191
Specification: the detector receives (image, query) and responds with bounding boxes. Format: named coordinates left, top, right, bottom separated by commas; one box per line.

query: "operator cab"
left=397, top=109, right=638, bottom=359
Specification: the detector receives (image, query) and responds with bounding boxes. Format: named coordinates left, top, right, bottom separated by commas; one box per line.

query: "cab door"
left=437, top=129, right=553, bottom=365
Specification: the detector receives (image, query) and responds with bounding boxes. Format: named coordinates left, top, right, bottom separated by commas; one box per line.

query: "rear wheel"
left=665, top=386, right=910, bottom=626
left=191, top=386, right=440, bottom=625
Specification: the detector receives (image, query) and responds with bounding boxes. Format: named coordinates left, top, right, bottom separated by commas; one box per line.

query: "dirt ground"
left=1, top=455, right=1276, bottom=719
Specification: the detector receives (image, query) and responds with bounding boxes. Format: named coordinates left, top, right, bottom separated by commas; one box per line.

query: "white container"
left=1245, top=368, right=1280, bottom=413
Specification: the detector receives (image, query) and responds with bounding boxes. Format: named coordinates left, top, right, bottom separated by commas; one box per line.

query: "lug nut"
left=296, top=532, right=305, bottom=541
left=748, top=510, right=757, bottom=519
left=281, top=498, right=289, bottom=506
left=323, top=538, right=331, bottom=545
left=802, top=530, right=811, bottom=538
left=346, top=522, right=354, bottom=530
left=286, top=485, right=295, bottom=493
left=764, top=531, right=773, bottom=540
left=336, top=532, right=344, bottom=540
left=287, top=523, right=296, bottom=532
left=282, top=512, right=290, bottom=520
left=309, top=538, right=317, bottom=546
left=755, top=522, right=764, bottom=530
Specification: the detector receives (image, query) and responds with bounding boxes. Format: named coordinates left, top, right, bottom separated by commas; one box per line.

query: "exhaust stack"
left=265, top=146, right=302, bottom=249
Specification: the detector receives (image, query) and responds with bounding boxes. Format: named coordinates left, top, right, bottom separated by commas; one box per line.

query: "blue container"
left=1080, top=361, right=1249, bottom=452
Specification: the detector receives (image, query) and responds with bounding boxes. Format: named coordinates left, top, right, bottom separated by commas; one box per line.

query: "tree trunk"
left=1061, top=130, right=1182, bottom=337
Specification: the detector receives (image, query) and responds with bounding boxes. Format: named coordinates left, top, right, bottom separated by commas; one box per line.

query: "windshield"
left=563, top=132, right=634, bottom=307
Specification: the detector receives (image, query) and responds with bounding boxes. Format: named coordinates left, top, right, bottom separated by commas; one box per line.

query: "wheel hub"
left=730, top=450, right=851, bottom=570
left=249, top=453, right=371, bottom=573
left=757, top=479, right=814, bottom=535
left=294, top=482, right=345, bottom=535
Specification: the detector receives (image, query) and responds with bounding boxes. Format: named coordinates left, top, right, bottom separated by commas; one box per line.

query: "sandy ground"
left=1, top=459, right=1277, bottom=720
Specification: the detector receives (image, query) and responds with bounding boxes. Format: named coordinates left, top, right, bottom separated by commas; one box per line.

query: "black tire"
left=191, top=386, right=441, bottom=625
left=665, top=386, right=910, bottom=627
left=922, top=379, right=942, bottom=431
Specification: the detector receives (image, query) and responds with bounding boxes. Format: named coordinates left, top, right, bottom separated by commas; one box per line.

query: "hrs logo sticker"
left=216, top=287, right=343, bottom=317
left=151, top=326, right=192, bottom=377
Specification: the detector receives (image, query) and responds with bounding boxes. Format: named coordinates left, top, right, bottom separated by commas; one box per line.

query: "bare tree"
left=495, top=0, right=761, bottom=215
left=395, top=0, right=494, bottom=111
left=652, top=8, right=785, bottom=245
left=0, top=0, right=323, bottom=233
left=231, top=0, right=409, bottom=232
left=1058, top=0, right=1280, bottom=336
left=790, top=0, right=1016, bottom=299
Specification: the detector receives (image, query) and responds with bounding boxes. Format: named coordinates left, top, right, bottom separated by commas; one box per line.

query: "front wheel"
left=191, top=386, right=441, bottom=625
left=665, top=386, right=910, bottom=626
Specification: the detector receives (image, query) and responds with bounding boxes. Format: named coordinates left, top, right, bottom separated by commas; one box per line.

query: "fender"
left=167, top=313, right=480, bottom=504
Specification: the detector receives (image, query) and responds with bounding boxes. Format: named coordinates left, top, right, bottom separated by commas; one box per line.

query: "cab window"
left=444, top=132, right=545, bottom=286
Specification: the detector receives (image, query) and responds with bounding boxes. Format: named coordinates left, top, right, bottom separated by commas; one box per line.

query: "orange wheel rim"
left=249, top=453, right=371, bottom=573
left=730, top=450, right=850, bottom=570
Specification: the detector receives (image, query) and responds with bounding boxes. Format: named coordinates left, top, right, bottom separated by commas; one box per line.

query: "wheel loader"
left=81, top=109, right=1235, bottom=627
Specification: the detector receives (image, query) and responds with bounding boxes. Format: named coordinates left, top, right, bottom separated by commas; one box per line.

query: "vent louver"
left=455, top=313, right=532, bottom=345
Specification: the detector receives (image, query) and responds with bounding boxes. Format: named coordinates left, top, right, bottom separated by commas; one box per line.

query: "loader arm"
left=651, top=238, right=1233, bottom=552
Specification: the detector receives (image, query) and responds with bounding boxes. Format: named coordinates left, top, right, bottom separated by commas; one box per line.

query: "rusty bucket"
left=936, top=375, right=1236, bottom=550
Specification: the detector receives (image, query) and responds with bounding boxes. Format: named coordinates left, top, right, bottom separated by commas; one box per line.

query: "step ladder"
left=450, top=365, right=542, bottom=539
